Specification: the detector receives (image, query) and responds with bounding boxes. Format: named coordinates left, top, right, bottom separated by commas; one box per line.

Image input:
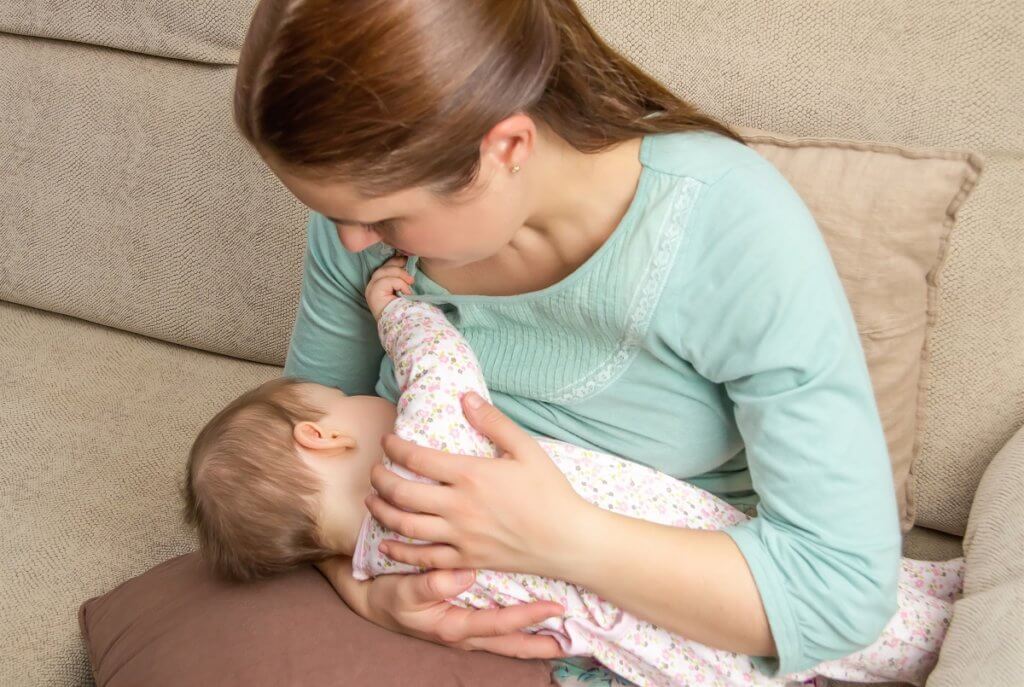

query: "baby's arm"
left=352, top=260, right=499, bottom=579
left=376, top=296, right=498, bottom=459
left=364, top=255, right=495, bottom=452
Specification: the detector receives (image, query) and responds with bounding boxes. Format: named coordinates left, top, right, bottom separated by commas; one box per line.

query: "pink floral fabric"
left=351, top=298, right=964, bottom=687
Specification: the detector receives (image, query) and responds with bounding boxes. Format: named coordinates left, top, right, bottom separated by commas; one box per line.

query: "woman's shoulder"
left=305, top=210, right=394, bottom=283
left=640, top=128, right=768, bottom=185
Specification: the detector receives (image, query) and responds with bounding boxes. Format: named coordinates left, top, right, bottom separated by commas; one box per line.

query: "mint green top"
left=283, top=130, right=902, bottom=677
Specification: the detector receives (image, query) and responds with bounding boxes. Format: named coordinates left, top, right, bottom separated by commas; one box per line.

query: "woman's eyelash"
left=365, top=220, right=396, bottom=233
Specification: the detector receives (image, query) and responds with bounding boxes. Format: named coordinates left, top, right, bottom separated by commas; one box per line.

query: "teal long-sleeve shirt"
left=283, top=130, right=902, bottom=678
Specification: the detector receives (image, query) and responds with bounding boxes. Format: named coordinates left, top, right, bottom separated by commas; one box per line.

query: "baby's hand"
left=366, top=256, right=415, bottom=321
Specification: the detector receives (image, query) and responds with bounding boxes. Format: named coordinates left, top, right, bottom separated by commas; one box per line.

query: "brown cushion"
left=735, top=125, right=983, bottom=533
left=79, top=552, right=554, bottom=687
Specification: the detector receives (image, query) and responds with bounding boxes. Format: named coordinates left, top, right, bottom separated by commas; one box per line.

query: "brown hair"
left=233, top=0, right=746, bottom=195
left=182, top=377, right=335, bottom=582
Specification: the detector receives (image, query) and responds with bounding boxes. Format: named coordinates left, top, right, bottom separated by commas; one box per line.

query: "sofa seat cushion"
left=0, top=301, right=280, bottom=685
left=0, top=0, right=257, bottom=63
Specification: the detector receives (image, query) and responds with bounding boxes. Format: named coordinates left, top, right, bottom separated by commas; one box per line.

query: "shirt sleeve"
left=673, top=160, right=903, bottom=678
left=283, top=211, right=385, bottom=395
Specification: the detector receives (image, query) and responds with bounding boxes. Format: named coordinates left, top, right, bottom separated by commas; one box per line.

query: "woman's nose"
left=336, top=225, right=382, bottom=252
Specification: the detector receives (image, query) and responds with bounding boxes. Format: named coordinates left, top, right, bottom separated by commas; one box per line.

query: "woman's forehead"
left=275, top=164, right=425, bottom=219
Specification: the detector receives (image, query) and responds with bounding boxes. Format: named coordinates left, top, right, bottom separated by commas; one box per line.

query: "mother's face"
left=267, top=154, right=531, bottom=269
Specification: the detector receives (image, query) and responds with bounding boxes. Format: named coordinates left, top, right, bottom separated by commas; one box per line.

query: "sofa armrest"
left=926, top=423, right=1024, bottom=686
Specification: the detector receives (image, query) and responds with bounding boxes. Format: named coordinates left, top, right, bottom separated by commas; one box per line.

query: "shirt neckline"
left=409, top=135, right=654, bottom=305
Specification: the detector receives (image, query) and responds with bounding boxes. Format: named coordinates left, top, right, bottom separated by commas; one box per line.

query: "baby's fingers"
left=374, top=276, right=412, bottom=296
left=371, top=265, right=414, bottom=284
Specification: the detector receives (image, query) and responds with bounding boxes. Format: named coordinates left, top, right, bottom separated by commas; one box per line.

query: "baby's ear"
left=293, top=422, right=357, bottom=450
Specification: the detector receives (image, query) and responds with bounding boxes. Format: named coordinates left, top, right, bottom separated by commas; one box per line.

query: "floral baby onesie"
left=352, top=298, right=964, bottom=687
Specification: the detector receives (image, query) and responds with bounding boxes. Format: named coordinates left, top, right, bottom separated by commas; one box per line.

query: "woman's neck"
left=525, top=134, right=645, bottom=248
left=422, top=135, right=645, bottom=297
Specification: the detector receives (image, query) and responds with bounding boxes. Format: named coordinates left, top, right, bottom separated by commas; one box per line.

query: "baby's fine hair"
left=182, top=377, right=336, bottom=582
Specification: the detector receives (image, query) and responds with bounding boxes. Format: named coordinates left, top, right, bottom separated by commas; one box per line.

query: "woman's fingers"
left=460, top=392, right=538, bottom=461
left=396, top=567, right=477, bottom=607
left=370, top=463, right=451, bottom=513
left=443, top=601, right=566, bottom=642
left=387, top=571, right=565, bottom=657
left=366, top=492, right=454, bottom=543
left=466, top=632, right=568, bottom=659
left=380, top=540, right=463, bottom=569
left=382, top=434, right=477, bottom=484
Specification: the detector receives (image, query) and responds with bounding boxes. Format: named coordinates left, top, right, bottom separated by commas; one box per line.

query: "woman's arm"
left=371, top=160, right=902, bottom=678
left=569, top=160, right=904, bottom=674
left=374, top=401, right=777, bottom=658
left=283, top=211, right=385, bottom=393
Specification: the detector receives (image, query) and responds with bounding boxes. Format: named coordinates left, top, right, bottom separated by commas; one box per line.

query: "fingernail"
left=379, top=544, right=390, bottom=556
left=464, top=392, right=484, bottom=409
left=455, top=569, right=475, bottom=584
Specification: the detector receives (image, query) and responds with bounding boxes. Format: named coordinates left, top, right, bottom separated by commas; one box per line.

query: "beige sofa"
left=1, top=1, right=1021, bottom=685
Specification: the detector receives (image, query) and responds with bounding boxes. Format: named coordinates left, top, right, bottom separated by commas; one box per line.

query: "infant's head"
left=182, top=378, right=396, bottom=582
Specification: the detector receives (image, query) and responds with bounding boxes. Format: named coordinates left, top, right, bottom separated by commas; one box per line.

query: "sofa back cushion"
left=0, top=0, right=257, bottom=63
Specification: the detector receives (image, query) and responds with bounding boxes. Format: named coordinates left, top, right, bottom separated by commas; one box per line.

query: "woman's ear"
left=481, top=113, right=535, bottom=172
left=293, top=421, right=358, bottom=451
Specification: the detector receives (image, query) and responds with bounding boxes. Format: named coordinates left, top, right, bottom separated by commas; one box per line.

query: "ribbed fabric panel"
left=412, top=174, right=702, bottom=404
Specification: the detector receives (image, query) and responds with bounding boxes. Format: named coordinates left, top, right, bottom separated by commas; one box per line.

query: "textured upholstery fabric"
left=576, top=1, right=1024, bottom=538
left=927, top=424, right=1024, bottom=686
left=912, top=155, right=1024, bottom=534
left=737, top=125, right=982, bottom=533
left=0, top=0, right=258, bottom=63
left=0, top=301, right=280, bottom=686
left=0, top=33, right=306, bottom=366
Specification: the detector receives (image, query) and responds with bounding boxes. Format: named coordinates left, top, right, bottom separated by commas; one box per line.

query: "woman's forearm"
left=545, top=504, right=777, bottom=658
left=315, top=555, right=375, bottom=620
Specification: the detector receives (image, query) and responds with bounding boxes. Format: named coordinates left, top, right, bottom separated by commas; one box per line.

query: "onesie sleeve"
left=673, top=161, right=902, bottom=678
left=351, top=298, right=499, bottom=579
left=283, top=211, right=385, bottom=395
left=378, top=297, right=497, bottom=457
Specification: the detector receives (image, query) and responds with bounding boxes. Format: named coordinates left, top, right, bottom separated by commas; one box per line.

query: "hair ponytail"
left=534, top=0, right=745, bottom=152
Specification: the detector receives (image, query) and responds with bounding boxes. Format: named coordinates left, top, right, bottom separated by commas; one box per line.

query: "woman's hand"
left=366, top=392, right=594, bottom=579
left=313, top=555, right=567, bottom=658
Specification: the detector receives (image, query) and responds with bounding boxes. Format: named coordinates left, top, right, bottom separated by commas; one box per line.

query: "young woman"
left=232, top=0, right=904, bottom=681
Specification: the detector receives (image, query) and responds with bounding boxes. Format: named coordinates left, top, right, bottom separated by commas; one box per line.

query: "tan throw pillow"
left=734, top=125, right=984, bottom=533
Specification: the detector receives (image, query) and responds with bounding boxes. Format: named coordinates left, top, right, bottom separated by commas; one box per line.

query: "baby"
left=183, top=257, right=964, bottom=687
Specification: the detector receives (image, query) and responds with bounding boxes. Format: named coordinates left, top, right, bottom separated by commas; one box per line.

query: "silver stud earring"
left=510, top=163, right=521, bottom=175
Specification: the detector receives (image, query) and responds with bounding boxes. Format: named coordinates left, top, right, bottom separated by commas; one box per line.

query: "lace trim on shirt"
left=539, top=178, right=703, bottom=404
